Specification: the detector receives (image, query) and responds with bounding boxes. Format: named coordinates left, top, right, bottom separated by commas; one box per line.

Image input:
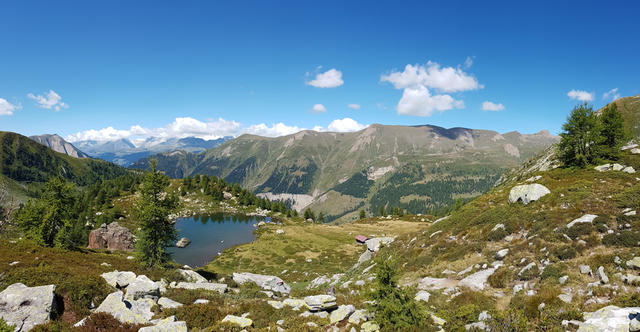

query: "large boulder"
left=349, top=309, right=371, bottom=324
left=88, top=222, right=134, bottom=252
left=232, top=272, right=290, bottom=294
left=0, top=283, right=56, bottom=332
left=95, top=291, right=150, bottom=325
left=173, top=282, right=227, bottom=294
left=577, top=305, right=640, bottom=331
left=304, top=295, right=337, bottom=311
left=508, top=184, right=550, bottom=205
left=157, top=297, right=183, bottom=309
left=175, top=237, right=190, bottom=248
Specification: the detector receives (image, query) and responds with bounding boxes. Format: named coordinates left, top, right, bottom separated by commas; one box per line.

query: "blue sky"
left=1, top=0, right=639, bottom=143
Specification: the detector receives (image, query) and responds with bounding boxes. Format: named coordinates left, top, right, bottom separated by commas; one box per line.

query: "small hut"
left=355, top=235, right=368, bottom=244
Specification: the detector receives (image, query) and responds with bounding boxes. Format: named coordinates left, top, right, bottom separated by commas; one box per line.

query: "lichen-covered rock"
left=0, top=283, right=56, bottom=332
left=304, top=295, right=337, bottom=311
left=173, top=282, right=227, bottom=294
left=361, top=321, right=380, bottom=332
left=577, top=305, right=640, bottom=331
left=283, top=298, right=308, bottom=310
left=329, top=304, right=355, bottom=323
left=414, top=290, right=431, bottom=302
left=348, top=309, right=371, bottom=324
left=628, top=257, right=640, bottom=269
left=232, top=272, right=290, bottom=294
left=177, top=269, right=207, bottom=283
left=88, top=222, right=134, bottom=252
left=221, top=315, right=253, bottom=328
left=508, top=184, right=550, bottom=205
left=101, top=270, right=137, bottom=288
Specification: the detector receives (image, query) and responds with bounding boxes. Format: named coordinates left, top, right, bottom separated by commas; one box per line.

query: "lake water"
left=167, top=213, right=268, bottom=268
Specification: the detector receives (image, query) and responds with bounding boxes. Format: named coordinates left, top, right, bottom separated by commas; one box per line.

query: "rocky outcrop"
left=29, top=134, right=89, bottom=158
left=95, top=291, right=152, bottom=325
left=232, top=272, right=290, bottom=294
left=365, top=237, right=395, bottom=252
left=459, top=268, right=498, bottom=291
left=124, top=275, right=160, bottom=301
left=88, top=222, right=134, bottom=252
left=508, top=184, right=550, bottom=205
left=567, top=214, right=598, bottom=228
left=139, top=316, right=187, bottom=332
left=0, top=283, right=56, bottom=332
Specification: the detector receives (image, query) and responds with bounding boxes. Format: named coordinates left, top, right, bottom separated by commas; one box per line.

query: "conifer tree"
left=134, top=159, right=178, bottom=267
left=558, top=104, right=603, bottom=167
left=600, top=103, right=628, bottom=160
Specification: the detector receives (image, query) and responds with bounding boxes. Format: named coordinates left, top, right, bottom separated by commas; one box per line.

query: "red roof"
left=355, top=235, right=368, bottom=243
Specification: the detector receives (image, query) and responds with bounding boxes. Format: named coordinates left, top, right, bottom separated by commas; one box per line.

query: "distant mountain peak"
left=29, top=134, right=90, bottom=158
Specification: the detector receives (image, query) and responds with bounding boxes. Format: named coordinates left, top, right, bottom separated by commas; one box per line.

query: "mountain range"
left=131, top=124, right=559, bottom=221
left=72, top=136, right=232, bottom=166
left=29, top=134, right=90, bottom=159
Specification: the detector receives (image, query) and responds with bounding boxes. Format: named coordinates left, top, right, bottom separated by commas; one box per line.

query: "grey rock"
left=414, top=290, right=430, bottom=302
left=628, top=257, right=640, bottom=269
left=101, top=270, right=137, bottom=288
left=348, top=309, right=371, bottom=324
left=95, top=291, right=150, bottom=324
left=577, top=305, right=640, bottom=332
left=157, top=297, right=183, bottom=309
left=177, top=269, right=207, bottom=283
left=459, top=268, right=497, bottom=291
left=558, top=293, right=572, bottom=304
left=221, top=315, right=253, bottom=328
left=496, top=249, right=509, bottom=260
left=124, top=275, right=160, bottom=301
left=304, top=294, right=337, bottom=311
left=0, top=283, right=56, bottom=332
left=508, top=184, right=550, bottom=205
left=579, top=265, right=593, bottom=276
left=365, top=237, right=395, bottom=252
left=175, top=237, right=190, bottom=248
left=567, top=214, right=598, bottom=228
left=329, top=304, right=355, bottom=323
left=174, top=282, right=227, bottom=294
left=597, top=266, right=609, bottom=284
left=232, top=272, right=290, bottom=294
left=559, top=275, right=569, bottom=285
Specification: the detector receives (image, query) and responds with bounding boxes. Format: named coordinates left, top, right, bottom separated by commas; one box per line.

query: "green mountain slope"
left=0, top=131, right=129, bottom=204
left=133, top=124, right=558, bottom=220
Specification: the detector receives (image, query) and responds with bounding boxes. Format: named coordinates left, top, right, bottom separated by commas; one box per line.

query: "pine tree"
left=317, top=212, right=325, bottom=223
left=558, top=104, right=603, bottom=167
left=134, top=159, right=178, bottom=267
left=359, top=209, right=366, bottom=219
left=600, top=103, right=628, bottom=160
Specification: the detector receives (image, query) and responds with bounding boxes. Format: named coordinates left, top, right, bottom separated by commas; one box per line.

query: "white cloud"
left=603, top=88, right=621, bottom=101
left=27, top=90, right=69, bottom=111
left=0, top=98, right=20, bottom=116
left=481, top=101, right=505, bottom=111
left=306, top=68, right=344, bottom=88
left=67, top=126, right=134, bottom=142
left=310, top=104, right=327, bottom=113
left=381, top=60, right=482, bottom=117
left=327, top=118, right=367, bottom=132
left=396, top=85, right=464, bottom=117
left=347, top=103, right=361, bottom=110
left=244, top=123, right=302, bottom=137
left=567, top=89, right=594, bottom=102
left=380, top=61, right=482, bottom=92
left=463, top=56, right=474, bottom=69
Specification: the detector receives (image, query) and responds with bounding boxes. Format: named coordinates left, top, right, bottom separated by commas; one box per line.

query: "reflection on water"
left=167, top=213, right=269, bottom=268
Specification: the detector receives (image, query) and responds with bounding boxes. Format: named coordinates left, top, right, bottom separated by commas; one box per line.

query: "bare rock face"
left=0, top=283, right=56, bottom=332
left=88, top=222, right=134, bottom=252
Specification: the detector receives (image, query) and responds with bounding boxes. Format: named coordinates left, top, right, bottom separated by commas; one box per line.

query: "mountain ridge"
left=29, top=134, right=90, bottom=159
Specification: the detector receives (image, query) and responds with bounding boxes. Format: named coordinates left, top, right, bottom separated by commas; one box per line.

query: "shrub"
left=486, top=309, right=529, bottom=332
left=165, top=302, right=224, bottom=329
left=552, top=246, right=577, bottom=261
left=540, top=263, right=566, bottom=281
left=603, top=231, right=640, bottom=247
left=75, top=313, right=149, bottom=332
left=518, top=264, right=539, bottom=281
left=564, top=223, right=595, bottom=239
left=369, top=255, right=433, bottom=330
left=488, top=267, right=512, bottom=288
left=0, top=318, right=15, bottom=332
left=487, top=228, right=508, bottom=241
